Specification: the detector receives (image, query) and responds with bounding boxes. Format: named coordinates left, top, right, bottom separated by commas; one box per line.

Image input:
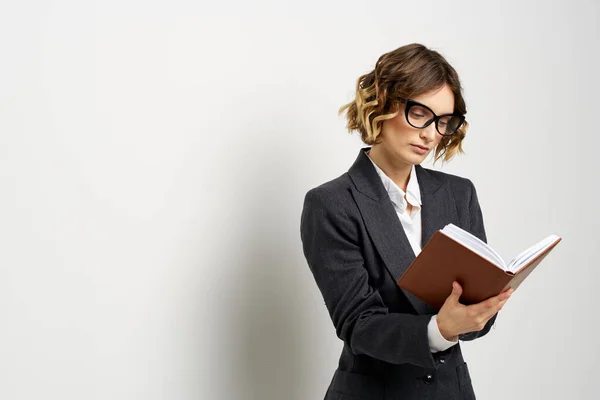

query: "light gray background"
left=1, top=1, right=598, bottom=399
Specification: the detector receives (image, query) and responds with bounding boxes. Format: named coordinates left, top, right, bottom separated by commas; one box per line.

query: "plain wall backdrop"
left=1, top=1, right=598, bottom=399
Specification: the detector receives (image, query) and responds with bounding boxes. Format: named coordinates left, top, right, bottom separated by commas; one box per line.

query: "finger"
left=491, top=288, right=513, bottom=303
left=465, top=302, right=498, bottom=327
left=447, top=281, right=463, bottom=304
left=479, top=294, right=511, bottom=321
left=469, top=292, right=509, bottom=316
left=490, top=292, right=510, bottom=305
left=484, top=299, right=507, bottom=319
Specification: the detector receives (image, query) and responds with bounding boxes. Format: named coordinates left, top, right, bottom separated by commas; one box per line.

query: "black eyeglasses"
left=399, top=98, right=465, bottom=137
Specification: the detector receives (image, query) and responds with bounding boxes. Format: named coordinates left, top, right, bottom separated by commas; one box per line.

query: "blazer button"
left=423, top=373, right=434, bottom=384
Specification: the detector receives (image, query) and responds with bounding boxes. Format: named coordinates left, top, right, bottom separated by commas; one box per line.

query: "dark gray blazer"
left=300, top=147, right=498, bottom=400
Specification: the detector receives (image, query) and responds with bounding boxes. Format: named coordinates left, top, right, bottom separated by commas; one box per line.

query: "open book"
left=397, top=223, right=562, bottom=310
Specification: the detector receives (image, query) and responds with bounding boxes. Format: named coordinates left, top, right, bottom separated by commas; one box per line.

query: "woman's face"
left=378, top=84, right=455, bottom=166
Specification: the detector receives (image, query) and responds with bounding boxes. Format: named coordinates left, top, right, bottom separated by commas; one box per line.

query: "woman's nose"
left=419, top=122, right=437, bottom=141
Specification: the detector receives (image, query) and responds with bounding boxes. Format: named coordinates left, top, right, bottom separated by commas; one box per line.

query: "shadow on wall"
left=226, top=124, right=314, bottom=400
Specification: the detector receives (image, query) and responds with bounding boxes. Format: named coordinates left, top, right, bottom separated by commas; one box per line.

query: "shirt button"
left=439, top=357, right=445, bottom=364
left=423, top=373, right=434, bottom=384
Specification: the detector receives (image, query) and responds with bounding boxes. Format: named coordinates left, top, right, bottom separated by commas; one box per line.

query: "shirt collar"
left=365, top=151, right=422, bottom=212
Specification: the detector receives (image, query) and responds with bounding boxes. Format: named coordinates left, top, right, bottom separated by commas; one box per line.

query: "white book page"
left=507, top=235, right=561, bottom=273
left=440, top=223, right=507, bottom=269
left=439, top=224, right=560, bottom=274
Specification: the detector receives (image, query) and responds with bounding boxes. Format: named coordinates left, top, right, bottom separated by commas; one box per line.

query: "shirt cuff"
left=427, top=315, right=459, bottom=353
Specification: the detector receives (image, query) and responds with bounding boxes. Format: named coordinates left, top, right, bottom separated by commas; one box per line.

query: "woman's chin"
left=387, top=146, right=428, bottom=165
left=398, top=150, right=427, bottom=165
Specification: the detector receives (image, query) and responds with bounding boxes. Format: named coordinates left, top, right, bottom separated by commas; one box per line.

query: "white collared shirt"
left=366, top=151, right=457, bottom=353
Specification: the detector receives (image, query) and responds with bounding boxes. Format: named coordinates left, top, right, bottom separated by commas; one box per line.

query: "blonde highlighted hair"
left=338, top=43, right=470, bottom=164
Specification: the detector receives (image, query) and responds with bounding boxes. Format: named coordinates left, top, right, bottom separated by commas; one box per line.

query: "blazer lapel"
left=348, top=147, right=454, bottom=315
left=418, top=164, right=455, bottom=250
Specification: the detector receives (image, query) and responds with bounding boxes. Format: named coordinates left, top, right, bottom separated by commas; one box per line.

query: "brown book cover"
left=397, top=229, right=562, bottom=310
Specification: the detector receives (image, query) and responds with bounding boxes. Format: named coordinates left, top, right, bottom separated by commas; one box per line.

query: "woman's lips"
left=410, top=144, right=428, bottom=155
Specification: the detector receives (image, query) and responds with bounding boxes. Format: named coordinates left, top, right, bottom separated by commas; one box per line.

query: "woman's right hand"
left=436, top=281, right=514, bottom=341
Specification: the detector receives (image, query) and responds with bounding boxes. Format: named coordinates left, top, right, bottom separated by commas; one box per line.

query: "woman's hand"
left=436, top=281, right=514, bottom=341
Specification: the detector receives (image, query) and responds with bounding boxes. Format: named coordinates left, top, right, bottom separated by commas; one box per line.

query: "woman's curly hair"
left=338, top=43, right=469, bottom=164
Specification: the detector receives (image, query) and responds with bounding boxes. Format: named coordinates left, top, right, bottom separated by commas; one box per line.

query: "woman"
left=299, top=43, right=514, bottom=400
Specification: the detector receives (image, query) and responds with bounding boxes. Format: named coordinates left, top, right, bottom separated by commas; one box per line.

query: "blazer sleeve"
left=458, top=179, right=498, bottom=341
left=300, top=188, right=437, bottom=369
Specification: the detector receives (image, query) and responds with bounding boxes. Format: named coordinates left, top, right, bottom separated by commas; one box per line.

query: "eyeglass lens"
left=407, top=104, right=462, bottom=135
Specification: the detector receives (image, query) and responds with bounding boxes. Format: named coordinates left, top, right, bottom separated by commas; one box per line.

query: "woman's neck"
left=367, top=145, right=413, bottom=192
